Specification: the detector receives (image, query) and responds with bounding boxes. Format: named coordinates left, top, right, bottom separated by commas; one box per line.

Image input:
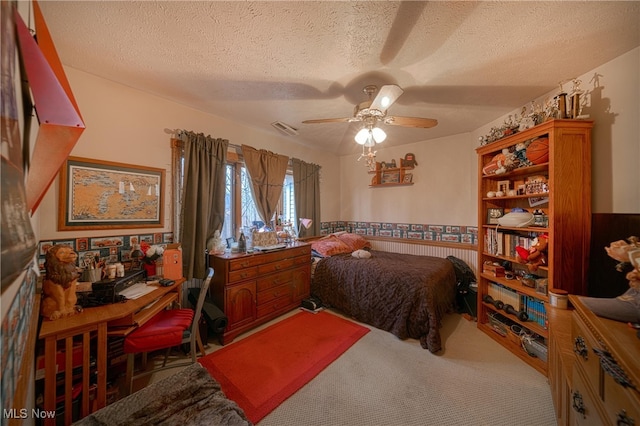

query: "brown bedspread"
left=312, top=250, right=456, bottom=353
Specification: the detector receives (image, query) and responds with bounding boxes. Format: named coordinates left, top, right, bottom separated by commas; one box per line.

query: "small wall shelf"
left=368, top=160, right=414, bottom=187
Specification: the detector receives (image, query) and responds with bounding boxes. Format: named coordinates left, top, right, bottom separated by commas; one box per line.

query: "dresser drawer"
left=602, top=355, right=640, bottom=426
left=257, top=283, right=292, bottom=305
left=228, top=267, right=257, bottom=283
left=292, top=254, right=310, bottom=266
left=257, top=292, right=293, bottom=318
left=258, top=258, right=294, bottom=274
left=572, top=364, right=608, bottom=426
left=572, top=313, right=602, bottom=389
left=282, top=245, right=311, bottom=259
left=256, top=246, right=307, bottom=263
left=229, top=256, right=263, bottom=271
left=257, top=270, right=292, bottom=292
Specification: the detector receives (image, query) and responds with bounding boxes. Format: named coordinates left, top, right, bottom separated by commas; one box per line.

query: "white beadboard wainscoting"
left=368, top=238, right=478, bottom=275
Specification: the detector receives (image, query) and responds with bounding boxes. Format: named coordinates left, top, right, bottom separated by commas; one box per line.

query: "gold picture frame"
left=58, top=157, right=165, bottom=230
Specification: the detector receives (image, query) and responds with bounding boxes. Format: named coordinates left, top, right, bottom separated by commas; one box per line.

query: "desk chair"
left=123, top=268, right=214, bottom=395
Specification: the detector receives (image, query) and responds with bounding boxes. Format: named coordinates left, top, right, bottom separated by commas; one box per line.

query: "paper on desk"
left=118, top=282, right=156, bottom=300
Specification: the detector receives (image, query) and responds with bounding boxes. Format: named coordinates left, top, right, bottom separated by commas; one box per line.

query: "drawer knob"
left=616, top=409, right=635, bottom=426
left=572, top=391, right=586, bottom=419
left=593, top=347, right=637, bottom=391
left=573, top=336, right=588, bottom=360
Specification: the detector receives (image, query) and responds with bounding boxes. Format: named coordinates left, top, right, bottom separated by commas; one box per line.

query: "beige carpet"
left=149, top=310, right=556, bottom=426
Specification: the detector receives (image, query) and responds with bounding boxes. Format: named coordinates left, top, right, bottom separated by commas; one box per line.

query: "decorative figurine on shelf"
left=554, top=81, right=568, bottom=119
left=41, top=245, right=83, bottom=321
left=207, top=230, right=227, bottom=254
left=569, top=78, right=584, bottom=119
left=579, top=237, right=640, bottom=324
left=130, top=244, right=144, bottom=270
left=401, top=153, right=418, bottom=168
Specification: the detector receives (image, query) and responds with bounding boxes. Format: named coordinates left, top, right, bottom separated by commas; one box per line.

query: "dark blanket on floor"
left=312, top=250, right=457, bottom=353
left=74, top=362, right=252, bottom=426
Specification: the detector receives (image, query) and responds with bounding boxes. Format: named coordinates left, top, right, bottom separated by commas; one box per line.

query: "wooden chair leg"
left=125, top=354, right=135, bottom=396
left=162, top=348, right=171, bottom=367
left=196, top=329, right=206, bottom=357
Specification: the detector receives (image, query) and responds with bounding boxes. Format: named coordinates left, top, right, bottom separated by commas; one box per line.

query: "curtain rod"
left=164, top=128, right=241, bottom=151
left=165, top=128, right=318, bottom=168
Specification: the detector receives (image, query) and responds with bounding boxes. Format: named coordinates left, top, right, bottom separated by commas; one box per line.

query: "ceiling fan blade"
left=369, top=84, right=403, bottom=112
left=302, top=117, right=354, bottom=124
left=385, top=116, right=438, bottom=128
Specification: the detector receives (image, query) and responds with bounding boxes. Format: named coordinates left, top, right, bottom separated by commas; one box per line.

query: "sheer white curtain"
left=241, top=144, right=289, bottom=228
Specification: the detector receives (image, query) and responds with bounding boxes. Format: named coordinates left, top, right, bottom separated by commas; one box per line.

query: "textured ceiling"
left=38, top=1, right=640, bottom=156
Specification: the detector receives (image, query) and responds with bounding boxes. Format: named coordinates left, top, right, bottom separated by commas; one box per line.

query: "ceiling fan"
left=302, top=84, right=438, bottom=131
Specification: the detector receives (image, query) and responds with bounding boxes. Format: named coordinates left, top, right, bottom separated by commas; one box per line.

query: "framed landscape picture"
left=381, top=171, right=400, bottom=184
left=58, top=157, right=165, bottom=230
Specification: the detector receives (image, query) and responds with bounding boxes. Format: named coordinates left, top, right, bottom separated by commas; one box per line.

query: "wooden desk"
left=37, top=278, right=184, bottom=426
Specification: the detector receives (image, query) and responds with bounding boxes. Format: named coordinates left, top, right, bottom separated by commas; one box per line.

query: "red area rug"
left=199, top=310, right=369, bottom=423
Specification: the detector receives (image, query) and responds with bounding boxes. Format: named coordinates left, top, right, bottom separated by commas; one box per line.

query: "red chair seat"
left=124, top=309, right=194, bottom=353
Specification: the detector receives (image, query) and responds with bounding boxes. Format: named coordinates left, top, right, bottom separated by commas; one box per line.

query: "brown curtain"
left=178, top=132, right=228, bottom=279
left=292, top=158, right=321, bottom=237
left=241, top=145, right=289, bottom=227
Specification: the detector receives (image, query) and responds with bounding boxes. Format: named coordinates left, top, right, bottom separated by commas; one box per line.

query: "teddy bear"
left=515, top=234, right=548, bottom=272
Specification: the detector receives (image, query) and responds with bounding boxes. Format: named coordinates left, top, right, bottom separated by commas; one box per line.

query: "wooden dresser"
left=563, top=295, right=640, bottom=425
left=208, top=242, right=311, bottom=344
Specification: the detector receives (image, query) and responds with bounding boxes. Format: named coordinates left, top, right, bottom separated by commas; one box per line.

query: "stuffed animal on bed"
left=41, top=245, right=83, bottom=321
left=352, top=249, right=371, bottom=259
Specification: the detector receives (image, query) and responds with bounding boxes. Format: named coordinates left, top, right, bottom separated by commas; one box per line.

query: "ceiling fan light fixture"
left=372, top=127, right=386, bottom=143
left=355, top=128, right=369, bottom=145
left=355, top=126, right=386, bottom=145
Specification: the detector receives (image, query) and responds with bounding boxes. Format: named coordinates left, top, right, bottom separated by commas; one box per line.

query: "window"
left=172, top=142, right=295, bottom=242
left=222, top=161, right=295, bottom=240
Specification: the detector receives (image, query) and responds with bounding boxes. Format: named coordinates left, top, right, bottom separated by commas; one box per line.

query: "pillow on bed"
left=336, top=232, right=371, bottom=251
left=311, top=235, right=352, bottom=257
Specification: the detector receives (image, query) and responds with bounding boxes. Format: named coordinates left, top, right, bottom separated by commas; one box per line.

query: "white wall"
left=339, top=132, right=476, bottom=225
left=37, top=68, right=342, bottom=240
left=37, top=47, right=639, bottom=240
left=473, top=47, right=640, bottom=215
left=339, top=47, right=640, bottom=227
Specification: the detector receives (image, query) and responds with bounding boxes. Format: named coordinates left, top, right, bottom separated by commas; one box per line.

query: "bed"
left=310, top=233, right=458, bottom=353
